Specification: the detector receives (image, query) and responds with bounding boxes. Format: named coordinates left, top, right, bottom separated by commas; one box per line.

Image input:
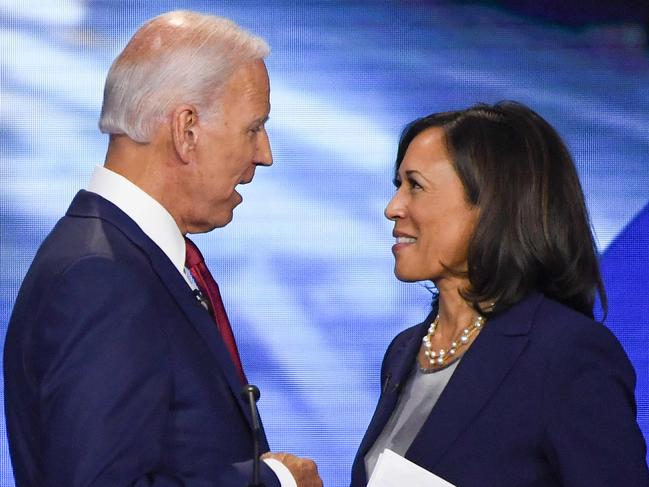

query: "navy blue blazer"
left=4, top=191, right=280, bottom=487
left=351, top=292, right=649, bottom=487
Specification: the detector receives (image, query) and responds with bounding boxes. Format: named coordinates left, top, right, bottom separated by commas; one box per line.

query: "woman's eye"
left=408, top=178, right=422, bottom=191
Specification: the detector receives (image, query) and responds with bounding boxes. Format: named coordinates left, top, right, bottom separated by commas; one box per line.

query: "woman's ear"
left=171, top=105, right=199, bottom=163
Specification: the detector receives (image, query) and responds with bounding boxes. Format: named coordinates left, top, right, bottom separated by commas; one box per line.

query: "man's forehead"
left=225, top=62, right=269, bottom=106
left=231, top=61, right=269, bottom=93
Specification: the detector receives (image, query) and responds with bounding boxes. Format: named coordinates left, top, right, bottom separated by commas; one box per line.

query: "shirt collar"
left=87, top=165, right=186, bottom=277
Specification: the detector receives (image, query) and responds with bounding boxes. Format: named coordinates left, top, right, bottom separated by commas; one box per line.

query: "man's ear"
left=171, top=105, right=199, bottom=163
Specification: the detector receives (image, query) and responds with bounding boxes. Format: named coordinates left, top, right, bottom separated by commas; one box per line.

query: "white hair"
left=98, top=11, right=270, bottom=143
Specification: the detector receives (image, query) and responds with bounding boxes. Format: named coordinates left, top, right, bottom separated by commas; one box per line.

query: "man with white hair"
left=4, top=10, right=322, bottom=487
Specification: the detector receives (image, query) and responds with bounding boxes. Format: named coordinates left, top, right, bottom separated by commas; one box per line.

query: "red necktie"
left=185, top=237, right=247, bottom=384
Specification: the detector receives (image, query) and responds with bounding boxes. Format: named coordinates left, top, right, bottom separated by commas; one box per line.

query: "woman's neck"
left=416, top=281, right=485, bottom=371
left=433, top=280, right=479, bottom=343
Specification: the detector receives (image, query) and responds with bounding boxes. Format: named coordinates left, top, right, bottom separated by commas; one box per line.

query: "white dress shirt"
left=87, top=165, right=296, bottom=487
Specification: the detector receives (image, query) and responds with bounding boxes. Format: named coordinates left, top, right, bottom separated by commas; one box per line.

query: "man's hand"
left=262, top=452, right=323, bottom=487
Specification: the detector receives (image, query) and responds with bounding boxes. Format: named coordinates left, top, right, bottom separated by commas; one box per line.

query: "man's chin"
left=213, top=212, right=234, bottom=229
left=186, top=212, right=234, bottom=233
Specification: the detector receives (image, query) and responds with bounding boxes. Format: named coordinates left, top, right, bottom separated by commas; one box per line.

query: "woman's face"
left=385, top=127, right=479, bottom=286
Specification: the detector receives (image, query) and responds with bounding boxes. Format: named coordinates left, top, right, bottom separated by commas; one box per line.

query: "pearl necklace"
left=421, top=314, right=486, bottom=371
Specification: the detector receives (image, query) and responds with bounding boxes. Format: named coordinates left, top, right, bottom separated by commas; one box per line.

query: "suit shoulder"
left=528, top=295, right=632, bottom=378
left=389, top=315, right=432, bottom=351
left=29, top=214, right=154, bottom=288
left=382, top=310, right=433, bottom=367
left=47, top=214, right=147, bottom=260
left=531, top=295, right=617, bottom=344
left=393, top=323, right=423, bottom=344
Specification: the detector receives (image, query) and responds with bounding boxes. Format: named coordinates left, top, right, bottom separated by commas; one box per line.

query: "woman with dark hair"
left=350, top=101, right=649, bottom=486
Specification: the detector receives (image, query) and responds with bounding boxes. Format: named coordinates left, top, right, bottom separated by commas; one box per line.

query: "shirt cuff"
left=263, top=458, right=298, bottom=487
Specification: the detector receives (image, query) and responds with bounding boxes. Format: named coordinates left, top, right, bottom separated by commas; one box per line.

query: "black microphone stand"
left=242, top=384, right=264, bottom=487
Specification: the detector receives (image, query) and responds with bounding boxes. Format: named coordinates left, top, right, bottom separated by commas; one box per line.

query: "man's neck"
left=103, top=135, right=185, bottom=232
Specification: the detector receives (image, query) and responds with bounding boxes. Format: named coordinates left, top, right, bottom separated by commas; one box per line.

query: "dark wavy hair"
left=396, top=101, right=606, bottom=318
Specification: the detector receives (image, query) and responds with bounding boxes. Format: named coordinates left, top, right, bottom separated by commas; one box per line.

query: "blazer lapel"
left=406, top=293, right=542, bottom=470
left=351, top=309, right=436, bottom=486
left=67, top=191, right=258, bottom=433
left=145, top=245, right=257, bottom=428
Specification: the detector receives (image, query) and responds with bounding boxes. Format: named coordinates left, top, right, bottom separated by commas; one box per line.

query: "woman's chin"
left=393, top=267, right=422, bottom=283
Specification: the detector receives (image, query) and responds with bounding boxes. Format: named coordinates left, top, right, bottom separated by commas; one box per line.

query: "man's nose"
left=255, top=131, right=273, bottom=166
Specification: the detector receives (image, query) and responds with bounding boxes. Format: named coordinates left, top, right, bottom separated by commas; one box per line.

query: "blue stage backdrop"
left=1, top=1, right=648, bottom=485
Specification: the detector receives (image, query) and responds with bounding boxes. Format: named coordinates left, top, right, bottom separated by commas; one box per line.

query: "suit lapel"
left=144, top=243, right=256, bottom=428
left=351, top=310, right=435, bottom=486
left=361, top=320, right=430, bottom=452
left=406, top=293, right=542, bottom=470
left=67, top=191, right=258, bottom=433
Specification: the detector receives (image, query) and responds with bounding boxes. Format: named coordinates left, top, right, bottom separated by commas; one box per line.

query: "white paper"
left=367, top=449, right=456, bottom=487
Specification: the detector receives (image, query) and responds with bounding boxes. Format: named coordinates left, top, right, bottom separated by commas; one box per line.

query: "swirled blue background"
left=1, top=1, right=648, bottom=485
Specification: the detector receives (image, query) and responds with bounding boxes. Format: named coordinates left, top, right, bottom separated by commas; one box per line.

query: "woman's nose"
left=385, top=191, right=405, bottom=220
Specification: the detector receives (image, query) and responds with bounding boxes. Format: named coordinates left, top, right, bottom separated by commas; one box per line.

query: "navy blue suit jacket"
left=351, top=292, right=649, bottom=487
left=4, top=191, right=280, bottom=487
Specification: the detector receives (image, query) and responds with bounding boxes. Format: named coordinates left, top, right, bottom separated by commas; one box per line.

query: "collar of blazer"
left=354, top=292, right=543, bottom=484
left=66, top=190, right=258, bottom=433
left=406, top=292, right=540, bottom=469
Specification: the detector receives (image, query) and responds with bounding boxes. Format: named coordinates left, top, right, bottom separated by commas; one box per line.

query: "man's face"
left=186, top=59, right=272, bottom=233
